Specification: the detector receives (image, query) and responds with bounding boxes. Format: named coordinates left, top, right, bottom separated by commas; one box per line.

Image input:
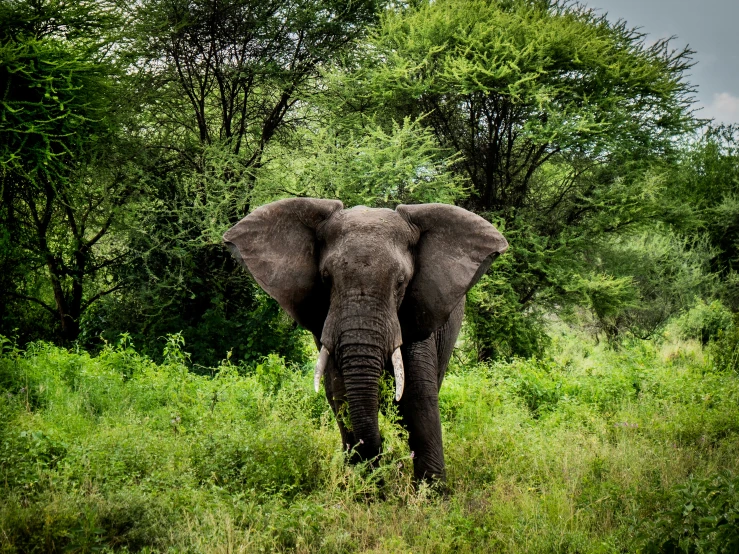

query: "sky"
left=582, top=0, right=739, bottom=125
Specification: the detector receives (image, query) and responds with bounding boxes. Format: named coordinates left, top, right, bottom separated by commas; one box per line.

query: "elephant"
left=223, top=198, right=507, bottom=483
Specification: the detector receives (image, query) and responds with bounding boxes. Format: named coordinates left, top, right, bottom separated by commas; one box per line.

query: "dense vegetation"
left=2, top=328, right=739, bottom=552
left=6, top=0, right=734, bottom=363
left=2, top=0, right=739, bottom=551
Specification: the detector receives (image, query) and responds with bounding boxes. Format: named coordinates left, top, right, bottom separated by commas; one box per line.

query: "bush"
left=640, top=471, right=739, bottom=553
left=465, top=269, right=550, bottom=361
left=575, top=230, right=717, bottom=341
left=2, top=331, right=739, bottom=552
left=708, top=314, right=739, bottom=373
left=192, top=419, right=327, bottom=497
left=671, top=299, right=734, bottom=344
left=81, top=256, right=312, bottom=370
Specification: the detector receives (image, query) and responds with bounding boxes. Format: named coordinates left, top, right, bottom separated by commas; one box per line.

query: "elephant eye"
left=397, top=275, right=405, bottom=285
left=321, top=269, right=330, bottom=281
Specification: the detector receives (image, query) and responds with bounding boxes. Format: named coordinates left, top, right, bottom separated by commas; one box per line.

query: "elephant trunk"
left=337, top=342, right=384, bottom=462
left=322, top=300, right=402, bottom=462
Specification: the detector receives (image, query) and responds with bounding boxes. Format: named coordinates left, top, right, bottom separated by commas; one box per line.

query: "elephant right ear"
left=397, top=203, right=508, bottom=341
left=223, top=198, right=343, bottom=335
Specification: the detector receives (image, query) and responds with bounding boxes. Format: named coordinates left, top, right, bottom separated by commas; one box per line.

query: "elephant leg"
left=398, top=301, right=464, bottom=483
left=398, top=335, right=446, bottom=482
left=322, top=354, right=361, bottom=461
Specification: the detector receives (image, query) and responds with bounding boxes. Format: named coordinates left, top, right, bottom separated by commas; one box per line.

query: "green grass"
left=1, top=330, right=739, bottom=553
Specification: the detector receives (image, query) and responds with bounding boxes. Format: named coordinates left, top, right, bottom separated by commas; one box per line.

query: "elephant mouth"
left=314, top=344, right=405, bottom=401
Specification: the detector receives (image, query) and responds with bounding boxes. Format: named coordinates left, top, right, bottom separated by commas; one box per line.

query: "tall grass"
left=1, top=329, right=738, bottom=552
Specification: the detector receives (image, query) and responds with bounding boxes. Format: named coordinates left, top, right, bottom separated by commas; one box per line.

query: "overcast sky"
left=583, top=0, right=739, bottom=125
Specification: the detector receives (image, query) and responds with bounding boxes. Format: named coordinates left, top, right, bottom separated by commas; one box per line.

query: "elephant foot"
left=413, top=474, right=449, bottom=498
left=413, top=463, right=448, bottom=494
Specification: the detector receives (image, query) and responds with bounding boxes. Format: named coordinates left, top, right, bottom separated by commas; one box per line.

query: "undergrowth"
left=1, top=329, right=738, bottom=553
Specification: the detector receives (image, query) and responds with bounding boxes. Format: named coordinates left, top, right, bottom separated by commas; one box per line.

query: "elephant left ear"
left=396, top=203, right=508, bottom=341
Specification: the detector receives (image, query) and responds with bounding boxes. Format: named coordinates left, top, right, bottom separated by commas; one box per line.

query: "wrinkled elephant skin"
left=224, top=199, right=507, bottom=483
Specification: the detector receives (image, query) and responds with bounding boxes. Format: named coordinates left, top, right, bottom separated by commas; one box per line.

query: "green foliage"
left=0, top=0, right=720, bottom=369
left=0, top=1, right=119, bottom=184
left=640, top=472, right=739, bottom=553
left=3, top=1, right=739, bottom=547
left=360, top=0, right=695, bottom=222
left=132, top=0, right=380, bottom=164
left=0, top=0, right=142, bottom=344
left=333, top=0, right=698, bottom=359
left=0, top=0, right=119, bottom=44
left=84, top=264, right=311, bottom=368
left=253, top=116, right=466, bottom=209
left=571, top=229, right=716, bottom=341
left=665, top=125, right=739, bottom=279
left=707, top=315, right=739, bottom=374
left=91, top=0, right=384, bottom=367
left=2, top=328, right=739, bottom=551
left=671, top=299, right=734, bottom=345
left=571, top=273, right=639, bottom=338
left=663, top=126, right=739, bottom=323
left=465, top=271, right=550, bottom=361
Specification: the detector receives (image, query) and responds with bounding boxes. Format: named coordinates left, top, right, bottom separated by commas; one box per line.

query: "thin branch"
left=82, top=213, right=115, bottom=251
left=81, top=283, right=125, bottom=311
left=88, top=252, right=128, bottom=272
left=8, top=292, right=57, bottom=316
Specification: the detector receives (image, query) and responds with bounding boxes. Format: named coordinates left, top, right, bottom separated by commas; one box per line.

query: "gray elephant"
left=223, top=199, right=507, bottom=483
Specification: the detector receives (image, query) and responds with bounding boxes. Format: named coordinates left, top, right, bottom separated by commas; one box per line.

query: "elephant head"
left=224, top=198, right=507, bottom=464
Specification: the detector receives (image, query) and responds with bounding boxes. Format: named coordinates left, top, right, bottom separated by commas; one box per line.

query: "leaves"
left=253, top=116, right=466, bottom=208
left=641, top=472, right=739, bottom=553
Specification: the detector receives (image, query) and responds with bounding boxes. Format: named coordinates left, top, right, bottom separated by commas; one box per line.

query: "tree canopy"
left=359, top=0, right=695, bottom=212
left=0, top=0, right=731, bottom=363
left=0, top=0, right=137, bottom=342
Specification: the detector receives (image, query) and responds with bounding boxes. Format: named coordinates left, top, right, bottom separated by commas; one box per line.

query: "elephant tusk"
left=314, top=346, right=330, bottom=393
left=392, top=347, right=405, bottom=401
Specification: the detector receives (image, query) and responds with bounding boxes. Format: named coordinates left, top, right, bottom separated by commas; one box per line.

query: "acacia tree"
left=335, top=0, right=697, bottom=356
left=661, top=125, right=739, bottom=309
left=667, top=126, right=739, bottom=270
left=366, top=0, right=695, bottom=214
left=80, top=0, right=384, bottom=365
left=134, top=0, right=380, bottom=189
left=0, top=0, right=138, bottom=342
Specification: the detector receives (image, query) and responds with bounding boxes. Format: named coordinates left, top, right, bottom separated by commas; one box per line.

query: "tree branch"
left=8, top=292, right=57, bottom=316
left=81, top=283, right=125, bottom=312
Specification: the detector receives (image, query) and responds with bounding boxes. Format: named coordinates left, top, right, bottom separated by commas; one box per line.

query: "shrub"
left=640, top=471, right=739, bottom=553
left=465, top=272, right=550, bottom=361
left=575, top=230, right=716, bottom=341
left=2, top=330, right=739, bottom=552
left=500, top=358, right=572, bottom=417
left=708, top=314, right=739, bottom=373
left=191, top=419, right=326, bottom=497
left=672, top=299, right=734, bottom=344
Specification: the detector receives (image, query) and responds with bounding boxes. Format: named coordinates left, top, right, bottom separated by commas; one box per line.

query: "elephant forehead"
left=323, top=207, right=413, bottom=241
